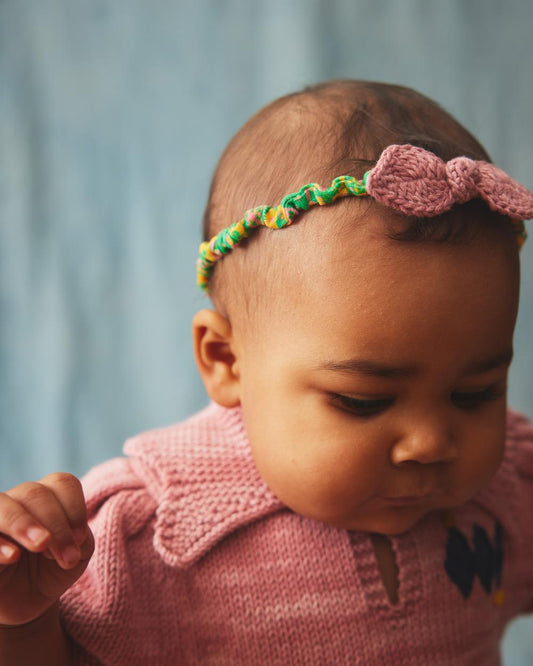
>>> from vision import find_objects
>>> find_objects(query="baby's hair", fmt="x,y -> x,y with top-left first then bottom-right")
202,80 -> 514,319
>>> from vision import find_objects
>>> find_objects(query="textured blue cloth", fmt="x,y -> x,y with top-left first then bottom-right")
1,1 -> 533,663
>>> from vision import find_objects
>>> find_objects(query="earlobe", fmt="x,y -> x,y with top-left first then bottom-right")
192,309 -> 241,408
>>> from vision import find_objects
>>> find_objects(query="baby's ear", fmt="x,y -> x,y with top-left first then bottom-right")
192,309 -> 241,407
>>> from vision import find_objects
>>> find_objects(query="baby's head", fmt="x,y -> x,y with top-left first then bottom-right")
193,80 -> 529,535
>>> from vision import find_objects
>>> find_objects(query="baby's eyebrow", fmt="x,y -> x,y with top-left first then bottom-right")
318,359 -> 417,379
318,349 -> 514,379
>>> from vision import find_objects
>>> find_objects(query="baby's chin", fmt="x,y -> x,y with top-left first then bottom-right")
318,504 -> 431,536
293,486 -> 487,535
344,492 -> 483,536
330,496 -> 468,535
355,510 -> 432,536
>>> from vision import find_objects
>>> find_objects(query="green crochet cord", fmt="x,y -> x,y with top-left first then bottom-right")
197,174 -> 368,291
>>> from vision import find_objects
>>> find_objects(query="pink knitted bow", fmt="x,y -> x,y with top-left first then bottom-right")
365,144 -> 533,220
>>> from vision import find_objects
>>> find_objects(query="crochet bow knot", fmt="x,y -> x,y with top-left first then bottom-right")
365,144 -> 533,220
446,158 -> 479,204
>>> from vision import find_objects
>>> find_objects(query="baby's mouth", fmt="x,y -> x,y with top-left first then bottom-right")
379,494 -> 432,506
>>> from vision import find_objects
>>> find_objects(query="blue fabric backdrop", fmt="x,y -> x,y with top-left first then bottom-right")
1,1 -> 533,662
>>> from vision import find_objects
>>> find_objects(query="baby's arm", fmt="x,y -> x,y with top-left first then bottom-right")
0,473 -> 94,665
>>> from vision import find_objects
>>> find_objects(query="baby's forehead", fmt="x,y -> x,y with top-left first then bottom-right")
247,199 -> 516,290
229,208 -> 519,391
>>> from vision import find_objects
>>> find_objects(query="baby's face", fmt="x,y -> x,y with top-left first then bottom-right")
234,210 -> 519,534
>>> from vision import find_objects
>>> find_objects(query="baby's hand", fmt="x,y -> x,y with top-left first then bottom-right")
0,473 -> 94,627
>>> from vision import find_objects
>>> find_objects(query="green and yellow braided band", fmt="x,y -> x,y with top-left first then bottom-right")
197,174 -> 368,292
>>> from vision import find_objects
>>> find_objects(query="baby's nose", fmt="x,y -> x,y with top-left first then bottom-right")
390,418 -> 458,466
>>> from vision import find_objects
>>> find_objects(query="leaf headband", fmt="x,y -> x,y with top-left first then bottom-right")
197,143 -> 532,292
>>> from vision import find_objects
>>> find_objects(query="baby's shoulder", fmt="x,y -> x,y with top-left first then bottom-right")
82,457 -> 144,511
79,403 -> 271,565
81,456 -> 158,541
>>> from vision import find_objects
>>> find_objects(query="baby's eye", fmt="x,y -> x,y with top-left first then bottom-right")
451,385 -> 506,410
331,394 -> 394,417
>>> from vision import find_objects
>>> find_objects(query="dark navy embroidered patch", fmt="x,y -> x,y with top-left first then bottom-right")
444,521 -> 503,600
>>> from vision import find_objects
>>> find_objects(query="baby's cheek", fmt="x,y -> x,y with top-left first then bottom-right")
476,442 -> 506,488
454,436 -> 505,500
293,448 -> 383,516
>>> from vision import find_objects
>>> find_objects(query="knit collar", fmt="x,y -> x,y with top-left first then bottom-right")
124,403 -> 285,568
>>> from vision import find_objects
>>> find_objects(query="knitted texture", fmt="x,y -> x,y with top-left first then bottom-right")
366,144 -> 533,231
59,405 -> 533,665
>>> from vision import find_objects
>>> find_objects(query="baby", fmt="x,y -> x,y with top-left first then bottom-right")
1,80 -> 533,665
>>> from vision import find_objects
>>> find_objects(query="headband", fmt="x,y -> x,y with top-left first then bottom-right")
197,143 -> 533,292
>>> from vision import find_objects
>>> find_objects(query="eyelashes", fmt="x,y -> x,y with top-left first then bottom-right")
331,384 -> 506,418
331,395 -> 394,417
450,385 -> 506,410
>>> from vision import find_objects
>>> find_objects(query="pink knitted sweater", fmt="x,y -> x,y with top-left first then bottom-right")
60,404 -> 533,665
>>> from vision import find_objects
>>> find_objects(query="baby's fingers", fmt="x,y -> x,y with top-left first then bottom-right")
0,535 -> 21,565
39,472 -> 88,545
5,473 -> 87,570
0,490 -> 52,561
